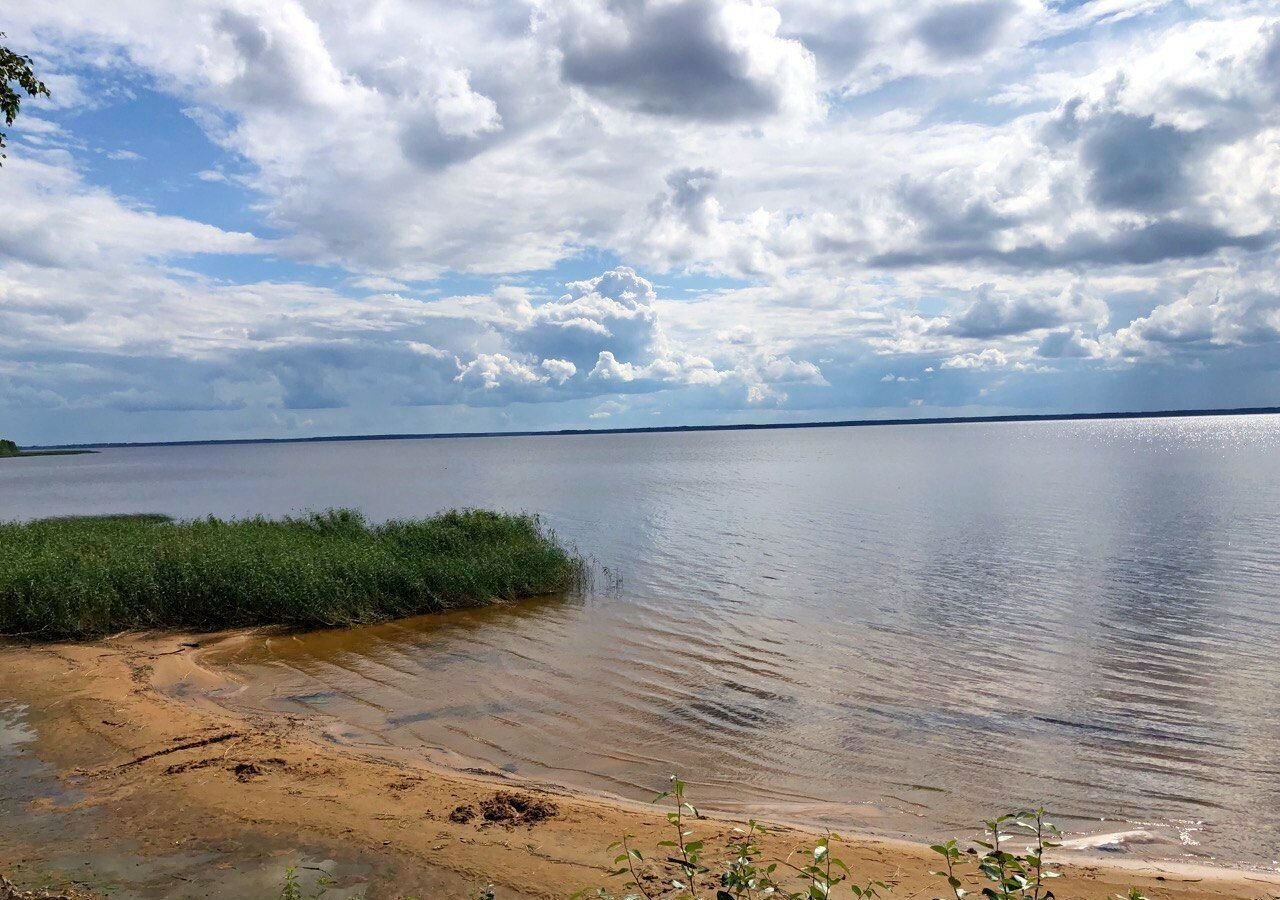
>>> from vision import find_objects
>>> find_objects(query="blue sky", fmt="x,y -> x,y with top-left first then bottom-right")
1,0 -> 1278,444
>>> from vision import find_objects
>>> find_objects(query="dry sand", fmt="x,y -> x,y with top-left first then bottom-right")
1,633 -> 1277,900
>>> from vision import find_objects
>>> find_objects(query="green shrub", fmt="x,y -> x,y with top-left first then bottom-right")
268,774 -> 1156,899
0,509 -> 583,640
578,777 -> 1150,900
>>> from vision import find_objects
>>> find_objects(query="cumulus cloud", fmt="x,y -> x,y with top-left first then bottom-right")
0,156 -> 260,269
398,67 -> 504,169
1,172 -> 828,425
638,166 -> 819,278
541,358 -> 578,384
516,268 -> 676,384
944,284 -> 1108,338
5,0 -> 1280,439
550,0 -> 819,121
915,0 -> 1018,61
589,399 -> 628,419
871,218 -> 1273,271
1077,111 -> 1203,213
1108,277 -> 1280,359
941,348 -> 1011,369
1037,329 -> 1103,359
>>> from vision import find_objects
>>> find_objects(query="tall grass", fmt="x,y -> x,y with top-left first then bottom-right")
0,509 -> 583,640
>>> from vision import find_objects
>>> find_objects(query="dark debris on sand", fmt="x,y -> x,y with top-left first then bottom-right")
449,791 -> 558,827
1,874 -> 96,900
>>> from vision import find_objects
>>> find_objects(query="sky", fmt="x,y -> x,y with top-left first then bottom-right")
1,0 -> 1278,445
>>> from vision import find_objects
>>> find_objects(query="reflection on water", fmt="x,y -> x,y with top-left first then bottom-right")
0,701 -> 36,757
6,415 -> 1280,866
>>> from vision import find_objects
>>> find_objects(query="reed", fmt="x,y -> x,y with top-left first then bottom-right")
0,509 -> 582,640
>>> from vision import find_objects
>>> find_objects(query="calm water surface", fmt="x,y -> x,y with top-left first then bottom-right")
5,416 -> 1280,867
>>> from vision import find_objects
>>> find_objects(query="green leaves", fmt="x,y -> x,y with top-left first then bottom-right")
277,866 -> 302,900
594,779 -> 1149,900
605,777 -> 889,900
928,809 -> 1069,900
1,32 -> 51,163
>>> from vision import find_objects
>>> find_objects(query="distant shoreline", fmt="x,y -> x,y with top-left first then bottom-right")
0,449 -> 96,458
29,404 -> 1280,451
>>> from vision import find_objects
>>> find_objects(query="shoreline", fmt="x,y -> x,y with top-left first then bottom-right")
0,450 -> 95,459
27,405 -> 1280,452
2,632 -> 1276,898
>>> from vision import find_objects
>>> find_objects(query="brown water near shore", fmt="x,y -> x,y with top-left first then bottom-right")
202,599 -> 1278,871
3,632 -> 1278,900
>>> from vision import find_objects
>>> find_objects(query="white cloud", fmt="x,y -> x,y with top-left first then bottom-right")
944,283 -> 1109,338
589,399 -> 628,419
454,353 -> 547,390
540,358 -> 577,384
1107,271 -> 1280,359
942,348 -> 1012,369
548,0 -> 820,122
0,156 -> 260,269
4,0 -> 1280,440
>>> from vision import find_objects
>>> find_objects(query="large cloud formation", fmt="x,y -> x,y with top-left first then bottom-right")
550,0 -> 819,121
1,1 -> 1279,442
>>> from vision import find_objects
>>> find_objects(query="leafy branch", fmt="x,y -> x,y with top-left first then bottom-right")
1,31 -> 51,164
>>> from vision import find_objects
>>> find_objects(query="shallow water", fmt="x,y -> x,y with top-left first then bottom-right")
0,700 -> 391,899
5,415 -> 1280,867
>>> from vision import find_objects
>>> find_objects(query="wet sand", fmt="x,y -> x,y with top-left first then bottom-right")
1,632 -> 1277,900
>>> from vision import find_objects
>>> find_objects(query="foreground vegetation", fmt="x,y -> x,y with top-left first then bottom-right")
274,776 -> 1151,900
572,777 -> 1146,900
0,509 -> 582,639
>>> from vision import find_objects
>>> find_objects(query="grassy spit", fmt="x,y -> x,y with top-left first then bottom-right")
0,438 -> 92,458
0,509 -> 582,640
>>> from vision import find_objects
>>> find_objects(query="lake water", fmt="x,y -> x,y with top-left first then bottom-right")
4,415 -> 1280,868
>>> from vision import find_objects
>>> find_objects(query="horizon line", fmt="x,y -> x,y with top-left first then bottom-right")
31,404 -> 1280,450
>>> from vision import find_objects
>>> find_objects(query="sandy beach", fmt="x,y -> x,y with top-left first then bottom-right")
2,632 -> 1276,900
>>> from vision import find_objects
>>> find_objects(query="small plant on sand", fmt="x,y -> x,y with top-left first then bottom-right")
930,808 -> 1062,899
275,866 -> 352,900
579,775 -> 886,900
569,778 -> 1157,900
278,867 -> 302,900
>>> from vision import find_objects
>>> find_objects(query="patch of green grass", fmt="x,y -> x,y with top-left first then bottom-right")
0,509 -> 583,640
0,438 -> 94,458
